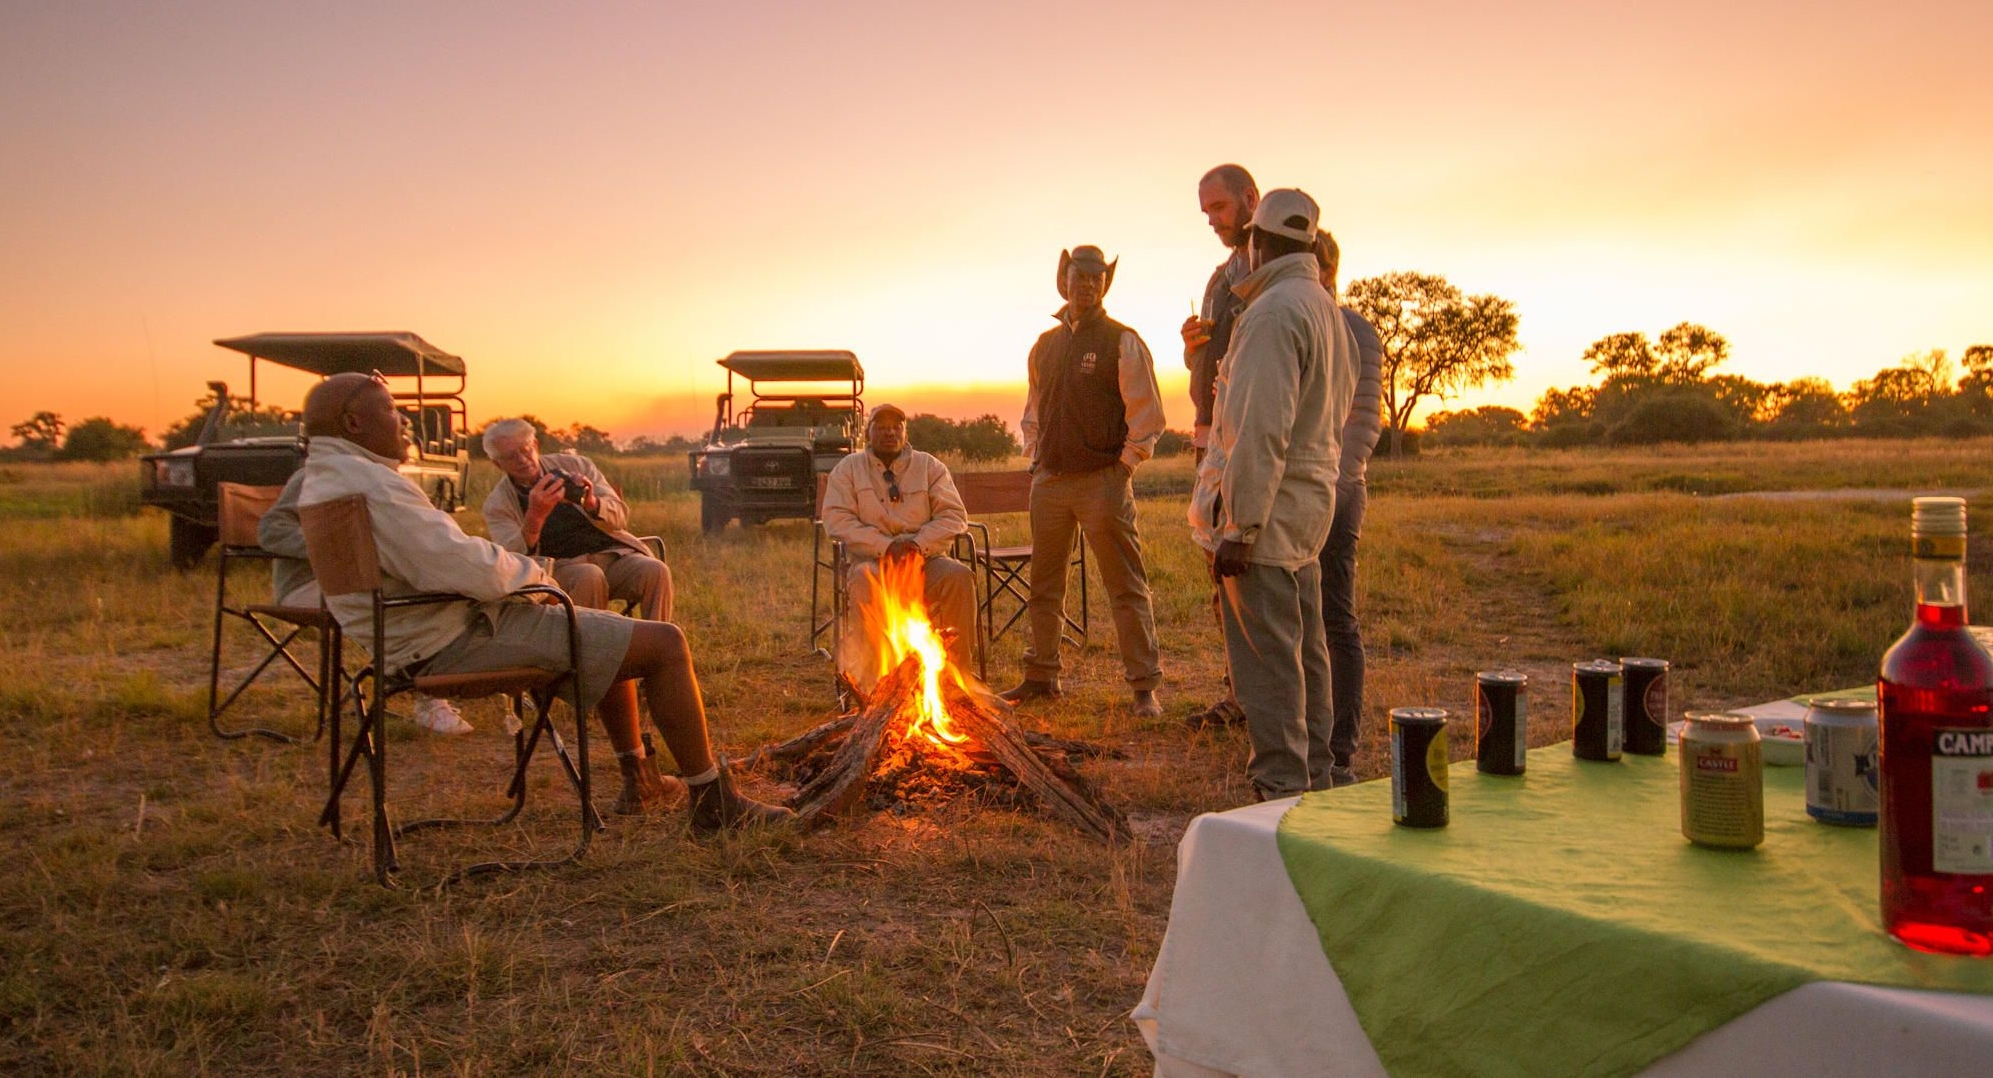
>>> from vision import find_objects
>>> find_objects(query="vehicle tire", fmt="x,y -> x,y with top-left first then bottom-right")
700,494 -> 732,535
169,516 -> 218,570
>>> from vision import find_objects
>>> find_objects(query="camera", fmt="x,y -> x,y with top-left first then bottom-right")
544,468 -> 588,505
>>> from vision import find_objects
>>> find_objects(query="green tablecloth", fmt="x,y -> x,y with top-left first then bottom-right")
1276,745 -> 1993,1077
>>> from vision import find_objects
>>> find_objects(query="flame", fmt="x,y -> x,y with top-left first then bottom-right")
857,555 -> 969,751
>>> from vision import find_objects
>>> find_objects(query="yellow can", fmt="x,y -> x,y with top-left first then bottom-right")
1679,711 -> 1763,849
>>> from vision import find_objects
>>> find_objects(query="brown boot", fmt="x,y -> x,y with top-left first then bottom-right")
613,740 -> 687,816
689,759 -> 795,833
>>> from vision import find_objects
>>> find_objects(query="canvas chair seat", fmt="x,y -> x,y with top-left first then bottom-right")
242,603 -> 339,628
298,492 -> 599,888
208,482 -> 340,746
413,667 -> 563,699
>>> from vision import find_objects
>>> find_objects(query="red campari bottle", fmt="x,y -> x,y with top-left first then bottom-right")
1879,496 -> 1993,955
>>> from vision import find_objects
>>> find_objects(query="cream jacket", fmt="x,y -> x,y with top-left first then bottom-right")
820,447 -> 968,560
301,436 -> 553,675
1189,252 -> 1357,569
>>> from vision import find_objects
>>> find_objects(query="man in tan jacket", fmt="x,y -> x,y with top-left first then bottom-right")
1189,190 -> 1358,799
481,419 -> 672,623
820,403 -> 974,693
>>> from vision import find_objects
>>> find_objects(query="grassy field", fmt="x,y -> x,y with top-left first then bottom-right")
2,438 -> 1989,1074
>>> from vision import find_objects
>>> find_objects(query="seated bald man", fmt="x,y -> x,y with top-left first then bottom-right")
296,372 -> 789,829
480,418 -> 673,623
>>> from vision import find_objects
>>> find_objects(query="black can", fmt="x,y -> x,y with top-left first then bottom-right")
1572,660 -> 1623,762
1391,707 -> 1450,828
1619,657 -> 1670,756
1475,671 -> 1529,775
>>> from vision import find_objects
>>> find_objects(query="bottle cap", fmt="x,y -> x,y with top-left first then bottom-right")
1912,496 -> 1967,538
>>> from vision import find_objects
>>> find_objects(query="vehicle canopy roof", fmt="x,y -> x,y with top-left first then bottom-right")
213,332 -> 467,378
718,350 -> 863,384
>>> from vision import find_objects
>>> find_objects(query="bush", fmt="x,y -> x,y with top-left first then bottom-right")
1604,392 -> 1740,445
56,417 -> 150,461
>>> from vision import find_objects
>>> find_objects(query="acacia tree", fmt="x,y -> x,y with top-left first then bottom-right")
1344,272 -> 1520,455
9,411 -> 65,454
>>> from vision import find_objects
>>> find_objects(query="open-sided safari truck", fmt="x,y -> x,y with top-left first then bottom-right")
687,350 -> 863,534
140,332 -> 471,568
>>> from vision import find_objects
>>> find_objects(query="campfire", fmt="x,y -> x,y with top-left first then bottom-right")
744,556 -> 1127,842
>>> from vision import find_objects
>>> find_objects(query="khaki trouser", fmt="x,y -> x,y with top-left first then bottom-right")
1220,560 -> 1334,797
1022,465 -> 1161,691
553,550 -> 673,622
841,555 -> 977,695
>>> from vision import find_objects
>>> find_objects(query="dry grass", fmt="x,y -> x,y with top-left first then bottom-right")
2,442 -> 1987,1073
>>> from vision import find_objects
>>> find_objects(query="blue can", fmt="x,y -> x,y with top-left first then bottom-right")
1804,698 -> 1879,826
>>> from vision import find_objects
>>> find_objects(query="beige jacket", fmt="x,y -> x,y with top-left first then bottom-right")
301,436 -> 553,675
481,452 -> 651,558
1189,252 -> 1357,569
820,447 -> 968,560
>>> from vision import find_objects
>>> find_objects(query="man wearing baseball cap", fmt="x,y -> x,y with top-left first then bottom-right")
819,402 -> 974,694
1007,245 -> 1168,717
1189,189 -> 1359,799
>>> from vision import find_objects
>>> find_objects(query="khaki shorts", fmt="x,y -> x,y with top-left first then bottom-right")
423,601 -> 634,713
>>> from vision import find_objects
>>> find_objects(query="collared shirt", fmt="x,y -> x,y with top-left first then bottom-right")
820,446 -> 968,561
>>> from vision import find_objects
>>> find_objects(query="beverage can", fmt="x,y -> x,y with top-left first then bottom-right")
1805,698 -> 1879,826
1572,660 -> 1623,762
1475,670 -> 1528,775
1619,657 -> 1670,756
1680,711 -> 1764,848
1391,707 -> 1450,828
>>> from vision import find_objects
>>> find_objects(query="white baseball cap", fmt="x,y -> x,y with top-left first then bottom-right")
1249,188 -> 1319,243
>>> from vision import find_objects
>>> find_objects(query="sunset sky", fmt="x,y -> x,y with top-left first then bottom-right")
4,0 -> 1989,443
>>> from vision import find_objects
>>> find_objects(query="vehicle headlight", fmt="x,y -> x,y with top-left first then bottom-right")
154,459 -> 195,487
705,455 -> 730,477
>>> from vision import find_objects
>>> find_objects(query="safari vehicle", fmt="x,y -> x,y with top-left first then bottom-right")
687,350 -> 863,534
140,332 -> 471,568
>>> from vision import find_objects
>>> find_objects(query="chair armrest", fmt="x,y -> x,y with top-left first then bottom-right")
637,536 -> 665,560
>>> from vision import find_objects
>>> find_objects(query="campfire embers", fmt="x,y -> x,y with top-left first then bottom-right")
745,557 -> 1128,842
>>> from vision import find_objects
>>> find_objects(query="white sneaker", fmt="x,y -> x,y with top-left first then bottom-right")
412,695 -> 473,735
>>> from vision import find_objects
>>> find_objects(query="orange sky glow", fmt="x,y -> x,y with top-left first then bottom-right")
4,1 -> 1989,443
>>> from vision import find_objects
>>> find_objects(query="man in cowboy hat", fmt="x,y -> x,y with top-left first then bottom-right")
1004,245 -> 1168,717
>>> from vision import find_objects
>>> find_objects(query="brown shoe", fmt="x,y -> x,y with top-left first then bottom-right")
689,760 -> 795,833
613,741 -> 688,815
999,679 -> 1062,704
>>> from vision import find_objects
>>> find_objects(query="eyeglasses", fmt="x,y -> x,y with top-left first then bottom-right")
882,465 -> 901,503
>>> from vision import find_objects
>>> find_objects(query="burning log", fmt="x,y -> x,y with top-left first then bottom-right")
757,555 -> 1129,841
940,680 -> 1128,843
787,656 -> 922,821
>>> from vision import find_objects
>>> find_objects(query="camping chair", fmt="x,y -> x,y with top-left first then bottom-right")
953,470 -> 1088,657
207,482 -> 340,745
298,494 -> 599,887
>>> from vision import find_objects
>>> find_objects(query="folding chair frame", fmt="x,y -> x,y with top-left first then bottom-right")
300,494 -> 598,888
208,483 -> 337,744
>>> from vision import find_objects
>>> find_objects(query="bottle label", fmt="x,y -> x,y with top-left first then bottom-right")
1913,535 -> 1966,560
1930,728 -> 1993,873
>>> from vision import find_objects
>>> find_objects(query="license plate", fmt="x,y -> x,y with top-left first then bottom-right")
747,476 -> 791,489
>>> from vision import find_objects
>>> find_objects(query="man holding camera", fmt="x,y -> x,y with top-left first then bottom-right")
481,419 -> 673,623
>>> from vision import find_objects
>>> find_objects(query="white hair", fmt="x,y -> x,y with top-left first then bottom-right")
481,417 -> 538,456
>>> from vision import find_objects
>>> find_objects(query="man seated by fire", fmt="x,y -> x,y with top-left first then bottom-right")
480,418 -> 673,623
298,372 -> 791,829
819,403 -> 975,695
